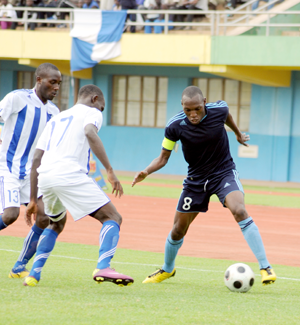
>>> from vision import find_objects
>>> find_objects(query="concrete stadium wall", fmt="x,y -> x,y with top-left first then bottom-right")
0,60 -> 299,182
211,36 -> 300,67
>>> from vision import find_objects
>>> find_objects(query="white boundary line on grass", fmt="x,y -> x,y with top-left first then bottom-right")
1,248 -> 300,282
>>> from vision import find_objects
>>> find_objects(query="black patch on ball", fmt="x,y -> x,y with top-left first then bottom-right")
233,281 -> 242,289
225,270 -> 230,280
237,266 -> 246,273
249,278 -> 254,286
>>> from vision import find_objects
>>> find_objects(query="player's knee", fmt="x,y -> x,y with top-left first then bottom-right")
2,208 -> 19,226
49,218 -> 66,234
35,214 -> 50,229
232,207 -> 248,222
171,226 -> 185,240
111,212 -> 122,226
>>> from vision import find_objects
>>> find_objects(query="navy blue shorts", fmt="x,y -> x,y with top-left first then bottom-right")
176,169 -> 244,213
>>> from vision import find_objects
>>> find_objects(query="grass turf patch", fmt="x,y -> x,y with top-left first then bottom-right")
1,236 -> 300,325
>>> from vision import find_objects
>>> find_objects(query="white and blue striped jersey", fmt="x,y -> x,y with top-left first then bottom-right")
36,104 -> 103,185
0,89 -> 59,179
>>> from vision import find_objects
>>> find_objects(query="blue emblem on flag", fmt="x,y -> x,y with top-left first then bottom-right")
70,10 -> 127,72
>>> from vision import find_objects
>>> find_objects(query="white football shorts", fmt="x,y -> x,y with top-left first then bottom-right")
38,173 -> 110,221
0,171 -> 42,213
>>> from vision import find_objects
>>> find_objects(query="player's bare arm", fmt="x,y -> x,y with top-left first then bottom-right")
132,149 -> 171,187
26,149 -> 44,227
85,124 -> 123,198
225,112 -> 250,147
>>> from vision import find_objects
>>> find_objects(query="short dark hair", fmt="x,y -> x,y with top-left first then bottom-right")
78,84 -> 104,101
35,63 -> 59,78
182,86 -> 203,99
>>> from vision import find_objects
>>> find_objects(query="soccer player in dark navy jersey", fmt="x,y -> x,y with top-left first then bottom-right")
132,85 -> 276,286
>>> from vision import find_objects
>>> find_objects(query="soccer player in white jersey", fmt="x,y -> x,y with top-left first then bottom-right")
23,84 -> 134,287
0,63 -> 62,278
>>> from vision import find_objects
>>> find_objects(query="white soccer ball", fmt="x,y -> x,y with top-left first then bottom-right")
224,263 -> 255,293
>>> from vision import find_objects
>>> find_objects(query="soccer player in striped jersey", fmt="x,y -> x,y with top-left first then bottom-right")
23,84 -> 133,287
132,85 -> 276,286
0,63 -> 62,278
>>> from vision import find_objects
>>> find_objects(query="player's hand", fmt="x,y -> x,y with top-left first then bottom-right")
132,170 -> 148,187
25,200 -> 38,227
236,132 -> 250,147
107,170 -> 123,198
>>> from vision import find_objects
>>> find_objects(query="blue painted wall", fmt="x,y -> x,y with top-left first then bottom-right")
248,84 -> 293,181
0,60 -> 299,182
246,73 -> 300,182
0,61 -> 25,100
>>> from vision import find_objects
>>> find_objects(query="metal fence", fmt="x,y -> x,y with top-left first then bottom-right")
0,7 -> 300,36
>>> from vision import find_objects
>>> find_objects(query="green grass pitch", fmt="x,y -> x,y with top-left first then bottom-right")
0,177 -> 300,324
1,236 -> 300,325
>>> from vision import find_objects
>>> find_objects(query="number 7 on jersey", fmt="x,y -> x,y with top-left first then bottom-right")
47,116 -> 73,150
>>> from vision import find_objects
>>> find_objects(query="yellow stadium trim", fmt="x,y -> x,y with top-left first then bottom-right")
162,138 -> 176,151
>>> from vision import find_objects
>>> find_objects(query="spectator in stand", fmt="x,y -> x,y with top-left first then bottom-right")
11,0 -> 45,29
36,0 -> 74,28
142,0 -> 160,23
113,0 -> 122,9
11,0 -> 25,29
176,0 -> 207,30
120,0 -> 136,33
160,0 -> 177,21
136,0 -> 144,6
82,0 -> 99,8
13,0 -> 39,30
225,0 -> 246,11
55,0 -> 77,28
0,0 -> 17,29
142,0 -> 175,34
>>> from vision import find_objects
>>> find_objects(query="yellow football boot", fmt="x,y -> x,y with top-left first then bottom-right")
142,268 -> 176,284
8,269 -> 29,279
23,276 -> 39,287
260,267 -> 276,285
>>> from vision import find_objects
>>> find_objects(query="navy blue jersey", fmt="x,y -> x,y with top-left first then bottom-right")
163,100 -> 236,184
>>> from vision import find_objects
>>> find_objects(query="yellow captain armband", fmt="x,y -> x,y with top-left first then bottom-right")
162,137 -> 176,151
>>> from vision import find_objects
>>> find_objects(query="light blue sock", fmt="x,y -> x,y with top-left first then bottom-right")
29,228 -> 58,281
162,232 -> 184,273
238,216 -> 270,269
97,220 -> 120,269
0,215 -> 7,230
12,223 -> 44,272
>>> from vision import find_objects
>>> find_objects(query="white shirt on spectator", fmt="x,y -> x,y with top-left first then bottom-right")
143,0 -> 160,19
0,3 -> 17,18
193,0 -> 208,10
